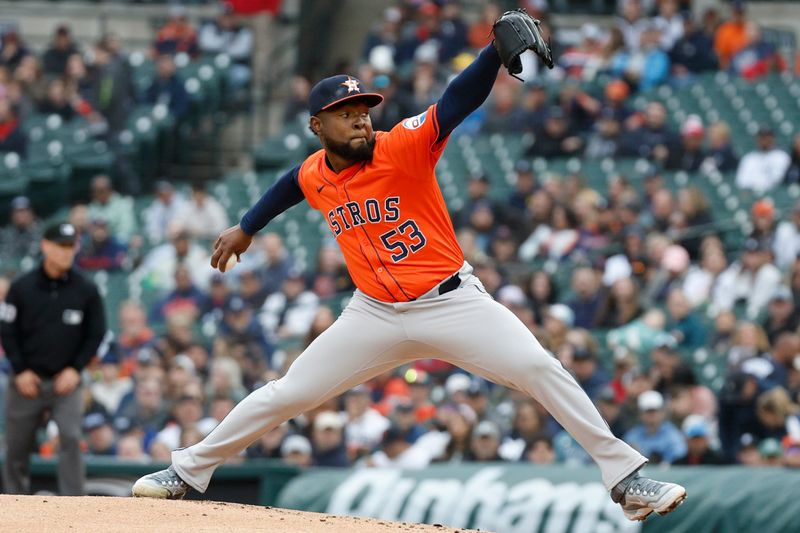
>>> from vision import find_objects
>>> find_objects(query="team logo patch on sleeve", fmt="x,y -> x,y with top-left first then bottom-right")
402,111 -> 427,130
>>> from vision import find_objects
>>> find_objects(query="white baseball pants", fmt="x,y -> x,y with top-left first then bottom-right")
172,263 -> 646,492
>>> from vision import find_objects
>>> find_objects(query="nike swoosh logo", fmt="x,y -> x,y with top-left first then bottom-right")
317,184 -> 326,193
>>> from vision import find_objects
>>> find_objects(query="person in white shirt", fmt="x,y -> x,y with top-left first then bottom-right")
198,4 -> 253,90
735,127 -> 791,194
773,202 -> 800,270
341,385 -> 390,458
360,425 -> 438,469
653,0 -> 684,50
259,270 -> 319,341
90,347 -> 133,415
133,223 -> 215,292
713,238 -> 782,319
175,183 -> 230,241
617,0 -> 651,51
143,181 -> 188,245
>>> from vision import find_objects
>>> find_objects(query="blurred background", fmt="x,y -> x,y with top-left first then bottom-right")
1,0 -> 800,530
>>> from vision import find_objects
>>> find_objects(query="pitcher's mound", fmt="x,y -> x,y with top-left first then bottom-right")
0,495 -> 481,532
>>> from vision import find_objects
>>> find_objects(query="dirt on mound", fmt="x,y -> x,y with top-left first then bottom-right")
0,495 -> 483,532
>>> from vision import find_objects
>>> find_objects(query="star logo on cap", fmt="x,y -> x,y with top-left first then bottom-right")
341,76 -> 360,94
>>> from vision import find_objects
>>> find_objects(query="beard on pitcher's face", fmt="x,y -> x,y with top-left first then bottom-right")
324,133 -> 376,162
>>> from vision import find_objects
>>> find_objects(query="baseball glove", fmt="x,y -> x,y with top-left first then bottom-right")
492,9 -> 554,80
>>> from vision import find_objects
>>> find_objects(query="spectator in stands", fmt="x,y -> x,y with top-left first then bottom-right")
280,434 -> 313,467
773,201 -> 800,270
466,421 -> 503,462
175,182 -> 229,241
437,1 -> 468,64
617,0 -> 649,52
598,277 -> 642,328
730,22 -> 786,80
217,295 -> 273,367
0,31 -> 29,71
83,412 -> 117,456
11,55 -> 44,120
714,238 -> 782,320
559,23 -> 605,80
343,385 -> 390,460
519,202 -> 580,261
766,333 -> 800,390
666,115 -> 706,171
37,78 -> 76,121
88,175 -> 136,244
654,0 -> 684,50
90,40 -> 135,136
620,102 -> 678,162
467,3 -> 501,50
249,233 -> 294,295
363,7 -> 402,61
613,22 -> 671,91
146,54 -> 189,122
568,344 -> 610,402
155,4 -> 198,57
506,160 -> 538,218
206,357 -> 247,404
674,417 -> 726,465
246,422 -> 288,460
669,12 -> 718,84
0,98 -> 26,156
523,433 -> 556,464
750,199 -> 776,251
705,121 -> 739,172
198,2 -> 254,91
150,264 -> 207,324
0,196 -> 41,263
259,269 -> 318,341
624,390 -> 687,464
756,387 -> 800,442
76,217 -> 128,271
310,244 -> 354,298
714,0 -> 750,70
116,301 -> 156,370
42,25 -> 78,76
566,267 -> 604,329
115,378 -> 169,442
527,107 -> 584,158
585,108 -> 623,159
90,346 -> 133,416
783,134 -> 800,185
143,181 -> 188,245
134,224 -> 213,292
676,187 -> 712,258
666,288 -> 706,349
737,126 -> 791,194
481,83 -> 523,134
596,385 -> 630,438
238,267 -> 268,308
311,411 -> 349,467
436,404 -> 477,463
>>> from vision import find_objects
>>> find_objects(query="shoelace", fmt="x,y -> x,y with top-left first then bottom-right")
627,477 -> 665,498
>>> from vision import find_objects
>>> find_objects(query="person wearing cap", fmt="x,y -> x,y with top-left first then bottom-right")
584,107 -> 623,159
674,416 -> 726,466
76,216 -> 128,271
0,222 -> 107,495
623,391 -> 687,465
506,159 -> 538,215
311,411 -> 349,467
0,196 -> 41,265
280,434 -> 313,467
525,106 -> 583,158
0,97 -> 26,157
736,125 -> 791,194
665,115 -> 706,171
137,31 -> 686,523
143,181 -> 189,245
467,420 -> 503,462
83,411 -> 117,456
90,343 -> 133,415
713,236 -> 781,320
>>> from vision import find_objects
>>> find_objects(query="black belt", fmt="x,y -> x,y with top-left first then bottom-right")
437,272 -> 461,295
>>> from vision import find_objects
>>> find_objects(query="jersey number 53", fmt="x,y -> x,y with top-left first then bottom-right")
379,220 -> 427,262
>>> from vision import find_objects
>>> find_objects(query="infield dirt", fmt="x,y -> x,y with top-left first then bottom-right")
0,495 -> 486,532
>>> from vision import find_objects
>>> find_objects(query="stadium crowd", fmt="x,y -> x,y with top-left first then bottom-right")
2,0 -> 800,481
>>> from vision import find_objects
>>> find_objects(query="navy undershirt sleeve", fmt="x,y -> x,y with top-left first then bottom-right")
435,44 -> 502,143
239,165 -> 305,235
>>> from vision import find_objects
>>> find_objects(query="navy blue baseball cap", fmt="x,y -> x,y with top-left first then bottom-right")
308,75 -> 384,116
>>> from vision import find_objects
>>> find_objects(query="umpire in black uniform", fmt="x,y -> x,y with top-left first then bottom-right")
0,222 -> 106,495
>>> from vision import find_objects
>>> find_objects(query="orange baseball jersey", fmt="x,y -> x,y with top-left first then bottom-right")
296,103 -> 463,302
